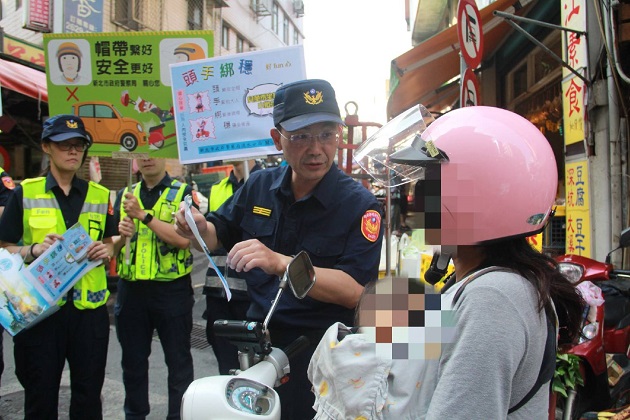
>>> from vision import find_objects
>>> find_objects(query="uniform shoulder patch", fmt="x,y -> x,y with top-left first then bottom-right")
361,210 -> 381,242
192,190 -> 200,206
108,201 -> 114,215
2,176 -> 15,190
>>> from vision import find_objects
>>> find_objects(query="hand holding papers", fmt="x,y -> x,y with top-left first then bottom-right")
183,194 -> 232,301
0,223 -> 103,335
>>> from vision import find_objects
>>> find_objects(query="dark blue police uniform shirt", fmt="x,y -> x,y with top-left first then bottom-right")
0,173 -> 117,244
207,163 -> 384,330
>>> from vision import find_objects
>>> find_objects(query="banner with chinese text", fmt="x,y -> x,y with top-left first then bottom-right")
169,45 -> 306,164
43,31 -> 214,159
561,0 -> 588,146
565,159 -> 591,257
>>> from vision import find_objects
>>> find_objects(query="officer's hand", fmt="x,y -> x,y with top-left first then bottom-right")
86,240 -> 110,262
118,216 -> 136,238
227,239 -> 291,278
122,192 -> 144,220
173,202 -> 207,240
32,233 -> 65,258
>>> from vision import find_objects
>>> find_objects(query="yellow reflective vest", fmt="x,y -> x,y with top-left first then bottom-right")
21,177 -> 110,309
117,180 -> 193,281
209,176 -> 234,212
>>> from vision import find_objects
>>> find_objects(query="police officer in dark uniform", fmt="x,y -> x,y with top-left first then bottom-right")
113,157 -> 196,420
0,115 -> 116,419
175,79 -> 384,419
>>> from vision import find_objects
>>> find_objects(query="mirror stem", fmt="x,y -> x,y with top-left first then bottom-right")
263,271 -> 288,332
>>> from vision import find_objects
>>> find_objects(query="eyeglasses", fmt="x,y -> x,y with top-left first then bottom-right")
53,141 -> 88,152
278,130 -> 339,146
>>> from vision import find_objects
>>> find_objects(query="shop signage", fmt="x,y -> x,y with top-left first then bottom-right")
565,159 -> 591,257
24,0 -> 52,33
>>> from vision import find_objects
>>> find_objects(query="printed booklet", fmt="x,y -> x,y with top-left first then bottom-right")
0,223 -> 102,335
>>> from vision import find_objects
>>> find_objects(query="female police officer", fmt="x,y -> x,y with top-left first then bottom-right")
0,114 -> 116,419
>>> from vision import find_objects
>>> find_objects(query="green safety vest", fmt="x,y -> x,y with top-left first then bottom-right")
209,177 -> 234,212
21,177 -> 110,309
117,180 -> 193,281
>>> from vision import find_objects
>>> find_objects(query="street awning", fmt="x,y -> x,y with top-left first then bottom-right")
0,58 -> 48,102
387,0 -> 537,118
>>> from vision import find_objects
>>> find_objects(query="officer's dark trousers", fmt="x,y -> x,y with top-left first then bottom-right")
115,276 -> 194,420
205,293 -> 250,375
269,327 -> 326,420
13,302 -> 109,420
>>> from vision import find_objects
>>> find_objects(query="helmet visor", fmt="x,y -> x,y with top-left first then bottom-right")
354,105 -> 442,187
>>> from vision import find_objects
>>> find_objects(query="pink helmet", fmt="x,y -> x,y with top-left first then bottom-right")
401,106 -> 558,245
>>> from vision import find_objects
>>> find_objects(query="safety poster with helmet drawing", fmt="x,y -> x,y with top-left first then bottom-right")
43,31 -> 214,159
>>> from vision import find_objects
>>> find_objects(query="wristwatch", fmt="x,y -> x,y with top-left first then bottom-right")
141,213 -> 154,225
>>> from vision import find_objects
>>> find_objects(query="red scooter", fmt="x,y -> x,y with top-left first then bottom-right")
554,228 -> 630,419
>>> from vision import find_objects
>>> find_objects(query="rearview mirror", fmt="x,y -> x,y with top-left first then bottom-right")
287,251 -> 315,299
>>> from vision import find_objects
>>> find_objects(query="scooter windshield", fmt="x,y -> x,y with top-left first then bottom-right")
354,104 -> 440,187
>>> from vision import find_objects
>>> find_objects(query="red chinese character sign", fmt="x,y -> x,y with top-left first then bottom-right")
43,31 -> 214,159
460,67 -> 480,107
457,0 -> 484,70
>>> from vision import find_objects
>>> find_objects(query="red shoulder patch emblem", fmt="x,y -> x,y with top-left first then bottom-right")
192,191 -> 200,206
2,176 -> 15,190
361,210 -> 381,242
107,201 -> 114,215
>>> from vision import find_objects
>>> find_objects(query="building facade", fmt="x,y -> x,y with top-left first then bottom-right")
390,0 -> 630,263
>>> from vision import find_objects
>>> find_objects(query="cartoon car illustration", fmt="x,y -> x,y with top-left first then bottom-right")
72,101 -> 147,151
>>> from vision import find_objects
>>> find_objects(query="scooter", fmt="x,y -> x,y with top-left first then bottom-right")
555,227 -> 630,419
180,251 -> 316,419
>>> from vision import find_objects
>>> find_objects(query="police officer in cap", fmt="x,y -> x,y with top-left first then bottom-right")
175,79 -> 384,419
0,114 -> 116,419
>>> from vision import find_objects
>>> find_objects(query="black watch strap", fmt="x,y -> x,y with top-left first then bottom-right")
142,213 -> 154,225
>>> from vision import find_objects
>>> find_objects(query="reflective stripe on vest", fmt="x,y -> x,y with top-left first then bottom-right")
117,180 -> 193,281
21,177 -> 110,309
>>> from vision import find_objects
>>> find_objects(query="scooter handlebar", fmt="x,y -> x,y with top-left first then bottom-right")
282,336 -> 310,362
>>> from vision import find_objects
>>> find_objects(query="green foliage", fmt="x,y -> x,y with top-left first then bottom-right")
553,353 -> 584,398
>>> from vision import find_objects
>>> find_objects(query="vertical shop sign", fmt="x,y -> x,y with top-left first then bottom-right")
24,0 -> 52,32
561,0 -> 588,146
64,0 -> 104,33
561,0 -> 591,257
565,160 -> 591,257
170,45 -> 306,164
43,31 -> 214,159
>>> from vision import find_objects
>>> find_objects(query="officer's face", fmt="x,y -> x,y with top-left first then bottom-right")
136,158 -> 166,178
272,122 -> 340,188
42,138 -> 86,174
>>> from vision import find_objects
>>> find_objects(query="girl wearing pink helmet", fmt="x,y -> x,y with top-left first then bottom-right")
308,105 -> 583,419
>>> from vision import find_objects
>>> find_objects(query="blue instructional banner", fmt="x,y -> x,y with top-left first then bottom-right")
169,45 -> 306,164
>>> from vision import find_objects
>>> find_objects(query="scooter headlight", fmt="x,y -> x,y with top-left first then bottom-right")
558,263 -> 584,284
580,321 -> 599,342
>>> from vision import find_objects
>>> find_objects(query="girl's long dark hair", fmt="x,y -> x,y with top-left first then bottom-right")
479,237 -> 584,344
